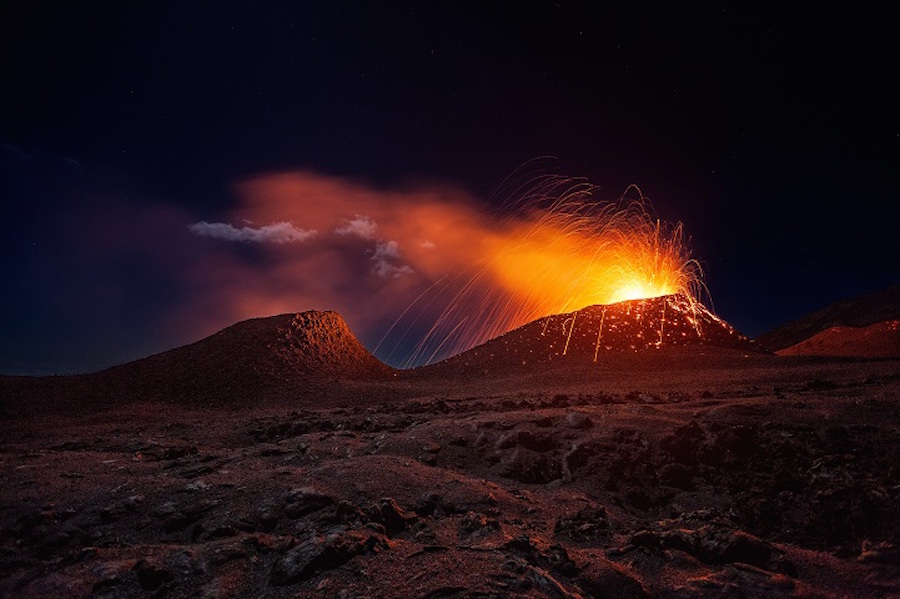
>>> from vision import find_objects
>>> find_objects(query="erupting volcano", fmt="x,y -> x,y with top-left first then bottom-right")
431,293 -> 753,375
386,180 -> 707,367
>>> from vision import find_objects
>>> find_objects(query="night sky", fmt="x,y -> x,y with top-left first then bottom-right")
3,2 -> 898,375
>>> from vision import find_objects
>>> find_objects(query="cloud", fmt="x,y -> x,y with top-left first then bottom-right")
14,165 -> 698,374
372,260 -> 414,279
335,215 -> 418,278
335,215 -> 378,239
189,170 -> 493,363
6,168 -> 490,373
371,241 -> 414,278
180,168 -> 688,368
188,221 -> 316,243
372,240 -> 401,259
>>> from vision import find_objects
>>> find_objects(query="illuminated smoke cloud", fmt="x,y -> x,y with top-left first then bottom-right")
188,221 -> 316,243
335,215 -> 378,239
371,241 -> 414,278
334,214 -> 413,279
335,215 -> 414,278
175,169 -> 701,367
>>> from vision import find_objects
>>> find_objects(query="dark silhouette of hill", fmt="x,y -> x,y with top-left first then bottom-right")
1,311 -> 393,414
422,294 -> 756,376
775,319 -> 900,357
756,284 -> 900,353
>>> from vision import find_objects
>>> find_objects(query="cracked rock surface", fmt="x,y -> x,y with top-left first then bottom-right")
2,352 -> 900,597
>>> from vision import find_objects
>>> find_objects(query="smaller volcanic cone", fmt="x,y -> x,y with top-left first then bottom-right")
4,311 -> 393,413
109,310 -> 393,404
437,294 -> 755,371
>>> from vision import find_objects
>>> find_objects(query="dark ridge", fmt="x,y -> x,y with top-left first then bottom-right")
756,284 -> 900,352
1,311 -> 393,415
775,320 -> 900,358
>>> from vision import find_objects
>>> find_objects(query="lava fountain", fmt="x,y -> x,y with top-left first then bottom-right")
381,174 -> 707,366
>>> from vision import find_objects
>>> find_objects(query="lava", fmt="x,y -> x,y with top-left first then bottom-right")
201,169 -> 707,368
485,190 -> 695,312
394,178 -> 707,366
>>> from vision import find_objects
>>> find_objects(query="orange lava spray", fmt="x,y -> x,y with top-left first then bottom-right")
381,172 -> 707,366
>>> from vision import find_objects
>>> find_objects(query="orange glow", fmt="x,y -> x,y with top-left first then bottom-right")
484,209 -> 689,314
398,180 -> 705,365
187,169 -> 705,367
612,281 -> 659,303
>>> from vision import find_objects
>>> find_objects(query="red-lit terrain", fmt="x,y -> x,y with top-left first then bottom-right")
425,295 -> 755,377
2,292 -> 900,598
776,320 -> 900,358
757,284 -> 900,356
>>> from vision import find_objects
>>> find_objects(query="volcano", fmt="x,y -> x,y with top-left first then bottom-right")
107,309 -> 393,390
1,311 -> 392,414
139,310 -> 388,376
430,294 -> 755,373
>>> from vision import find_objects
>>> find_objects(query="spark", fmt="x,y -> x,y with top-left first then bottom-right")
384,171 -> 708,366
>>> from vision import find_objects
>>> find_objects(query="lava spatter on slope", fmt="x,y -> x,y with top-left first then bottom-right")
437,294 -> 756,371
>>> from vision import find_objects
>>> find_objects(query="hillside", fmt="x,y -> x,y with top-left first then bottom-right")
756,284 -> 900,352
423,294 -> 757,377
1,311 -> 393,414
776,319 -> 900,358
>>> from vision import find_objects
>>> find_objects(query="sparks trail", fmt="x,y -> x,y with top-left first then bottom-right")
382,170 -> 708,367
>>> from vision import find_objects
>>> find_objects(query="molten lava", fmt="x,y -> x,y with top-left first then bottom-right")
485,206 -> 692,316
400,177 -> 704,363
393,179 -> 707,366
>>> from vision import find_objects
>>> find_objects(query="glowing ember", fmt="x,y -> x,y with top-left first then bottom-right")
483,196 -> 691,313
612,281 -> 660,303
388,176 -> 707,366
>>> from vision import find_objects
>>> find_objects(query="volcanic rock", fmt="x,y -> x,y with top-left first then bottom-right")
270,529 -> 387,586
283,487 -> 335,519
564,411 -> 593,430
554,506 -> 609,542
133,558 -> 174,591
657,463 -> 696,490
3,358 -> 900,597
3,290 -> 900,598
499,447 -> 563,484
574,554 -> 650,599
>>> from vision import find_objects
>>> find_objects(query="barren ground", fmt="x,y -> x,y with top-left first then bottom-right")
2,351 -> 900,598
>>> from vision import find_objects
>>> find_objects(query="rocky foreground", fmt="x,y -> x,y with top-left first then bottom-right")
2,354 -> 899,598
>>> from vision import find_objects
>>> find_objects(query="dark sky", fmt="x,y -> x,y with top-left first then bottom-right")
3,2 -> 898,374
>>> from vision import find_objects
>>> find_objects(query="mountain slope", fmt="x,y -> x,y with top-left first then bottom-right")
424,294 -> 755,375
756,284 -> 900,353
775,320 -> 900,358
2,311 -> 393,413
107,310 -> 390,391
